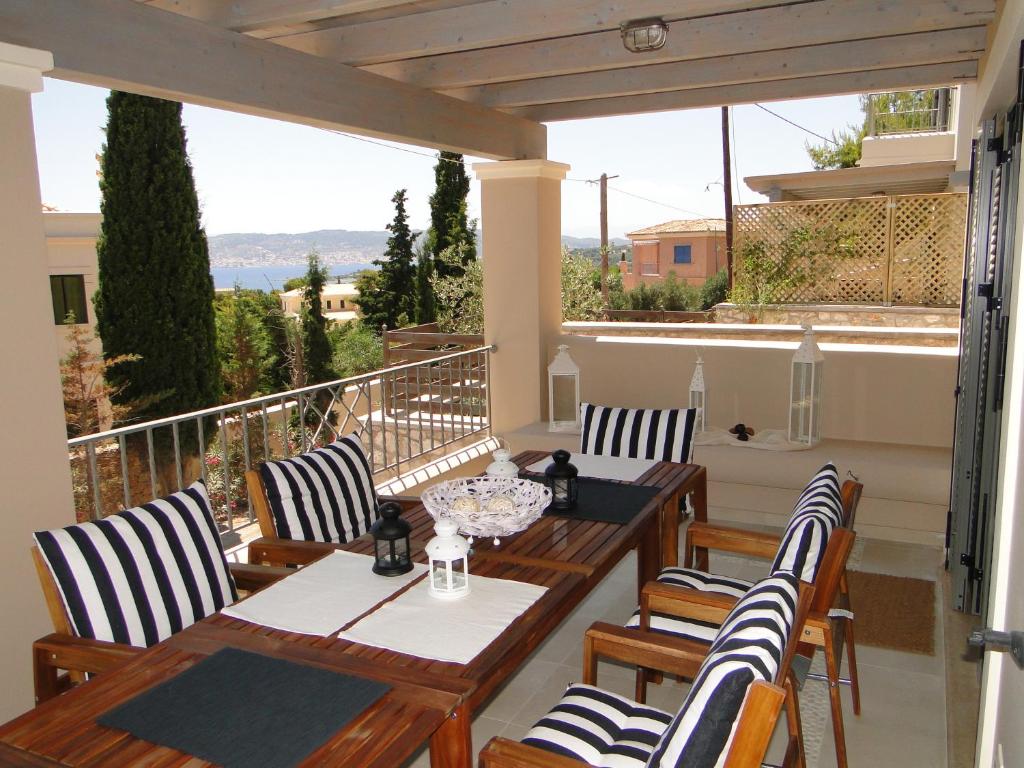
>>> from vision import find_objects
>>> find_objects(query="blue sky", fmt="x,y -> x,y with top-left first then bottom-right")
31,78 -> 863,239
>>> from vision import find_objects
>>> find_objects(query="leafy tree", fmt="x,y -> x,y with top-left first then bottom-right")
699,268 -> 729,310
282,276 -> 307,293
561,247 -> 604,321
355,190 -> 417,330
415,242 -> 436,323
215,287 -> 274,400
330,322 -> 384,378
427,152 -> 476,284
301,251 -> 335,384
432,244 -> 483,334
659,272 -> 702,311
94,91 -> 221,425
353,269 -> 387,332
806,125 -> 865,170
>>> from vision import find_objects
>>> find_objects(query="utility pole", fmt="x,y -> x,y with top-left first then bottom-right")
597,172 -> 619,306
721,106 -> 735,288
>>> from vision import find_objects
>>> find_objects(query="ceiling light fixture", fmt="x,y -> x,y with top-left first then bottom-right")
620,18 -> 668,53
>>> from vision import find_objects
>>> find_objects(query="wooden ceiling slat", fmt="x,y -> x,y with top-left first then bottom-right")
271,0 -> 789,67
508,61 -> 979,122
443,27 -> 987,108
140,0 -> 432,32
362,0 -> 996,89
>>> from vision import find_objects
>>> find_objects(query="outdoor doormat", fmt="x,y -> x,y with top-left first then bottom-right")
846,571 -> 936,655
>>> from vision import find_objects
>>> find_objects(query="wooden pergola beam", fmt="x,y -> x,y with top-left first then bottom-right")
445,28 -> 987,108
272,0 -> 786,67
0,0 -> 545,160
508,61 -> 979,122
364,0 -> 995,89
139,0 -> 423,32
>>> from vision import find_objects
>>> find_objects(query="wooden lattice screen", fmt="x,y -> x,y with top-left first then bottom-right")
733,193 -> 967,306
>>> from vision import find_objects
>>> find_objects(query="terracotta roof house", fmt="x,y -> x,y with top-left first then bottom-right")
621,218 -> 726,290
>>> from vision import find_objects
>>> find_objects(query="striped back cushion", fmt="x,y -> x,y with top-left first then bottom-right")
769,463 -> 844,583
580,403 -> 697,463
647,573 -> 798,768
33,481 -> 237,648
259,434 -> 378,543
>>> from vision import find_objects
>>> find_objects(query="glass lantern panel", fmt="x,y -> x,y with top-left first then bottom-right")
553,478 -> 569,502
811,363 -> 824,442
551,374 -> 578,423
375,539 -> 390,563
791,362 -> 813,442
391,537 -> 409,563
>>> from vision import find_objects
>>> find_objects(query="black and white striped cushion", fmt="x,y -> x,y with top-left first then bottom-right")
647,573 -> 798,768
769,463 -> 844,582
624,568 -> 754,643
33,481 -> 237,648
259,434 -> 379,543
522,683 -> 674,768
580,403 -> 697,463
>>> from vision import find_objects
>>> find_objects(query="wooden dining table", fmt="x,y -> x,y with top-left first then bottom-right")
0,450 -> 707,768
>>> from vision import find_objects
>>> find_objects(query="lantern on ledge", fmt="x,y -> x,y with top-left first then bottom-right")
370,502 -> 413,576
548,345 -> 581,433
689,354 -> 706,433
544,449 -> 579,511
425,517 -> 471,599
789,324 -> 824,446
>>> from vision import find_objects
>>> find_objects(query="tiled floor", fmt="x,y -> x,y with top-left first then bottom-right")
403,535 -> 950,768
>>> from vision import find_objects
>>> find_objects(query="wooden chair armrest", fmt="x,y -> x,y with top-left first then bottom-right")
684,522 -> 781,565
33,633 -> 142,704
583,622 -> 706,684
228,563 -> 293,592
479,737 -> 585,768
639,581 -> 739,628
246,537 -> 337,567
380,495 -> 421,512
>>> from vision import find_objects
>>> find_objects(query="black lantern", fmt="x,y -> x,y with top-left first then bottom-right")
370,502 -> 413,576
544,449 -> 579,511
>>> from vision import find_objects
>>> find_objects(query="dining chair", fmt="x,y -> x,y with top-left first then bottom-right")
31,479 -> 289,704
579,403 -> 697,464
245,433 -> 418,565
625,464 -> 863,768
479,573 -> 813,768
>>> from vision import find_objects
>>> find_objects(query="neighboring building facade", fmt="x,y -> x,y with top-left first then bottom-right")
44,210 -> 101,362
621,218 -> 726,290
280,279 -> 360,324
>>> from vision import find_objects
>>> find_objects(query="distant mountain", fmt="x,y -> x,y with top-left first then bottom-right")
208,229 -> 629,267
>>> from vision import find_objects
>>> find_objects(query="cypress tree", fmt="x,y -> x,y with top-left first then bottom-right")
415,244 -> 436,323
94,91 -> 220,424
301,251 -> 335,384
428,152 -> 475,279
356,189 -> 417,330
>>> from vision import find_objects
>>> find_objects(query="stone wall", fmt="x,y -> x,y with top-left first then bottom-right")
714,303 -> 959,328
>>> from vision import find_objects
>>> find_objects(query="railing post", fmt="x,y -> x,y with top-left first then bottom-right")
884,195 -> 897,305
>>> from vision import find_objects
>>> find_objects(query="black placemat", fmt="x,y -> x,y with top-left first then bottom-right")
97,647 -> 391,768
537,476 -> 661,524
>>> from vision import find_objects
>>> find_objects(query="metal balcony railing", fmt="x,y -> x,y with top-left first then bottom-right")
67,346 -> 493,536
866,88 -> 952,136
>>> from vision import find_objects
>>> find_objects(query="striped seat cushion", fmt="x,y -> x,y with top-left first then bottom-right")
522,683 -> 674,768
33,481 -> 237,648
647,573 -> 798,768
258,435 -> 379,543
624,568 -> 754,643
769,463 -> 844,582
580,403 -> 696,464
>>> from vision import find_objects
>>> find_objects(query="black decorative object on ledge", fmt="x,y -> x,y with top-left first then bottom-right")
370,502 -> 413,576
729,423 -> 755,442
544,449 -> 579,511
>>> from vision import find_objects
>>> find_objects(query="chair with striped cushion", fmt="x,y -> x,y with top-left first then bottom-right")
580,403 -> 697,464
31,480 -> 288,703
627,464 -> 863,768
479,573 -> 812,768
247,434 -> 381,545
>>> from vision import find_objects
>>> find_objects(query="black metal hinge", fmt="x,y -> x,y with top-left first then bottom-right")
961,553 -> 984,581
988,136 -> 1009,164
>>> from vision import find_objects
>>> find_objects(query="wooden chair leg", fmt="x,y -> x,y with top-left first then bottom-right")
823,626 -> 848,768
784,672 -> 806,768
843,616 -> 861,716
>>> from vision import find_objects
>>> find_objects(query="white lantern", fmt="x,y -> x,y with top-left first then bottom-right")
689,354 -> 706,433
425,517 -> 471,599
548,344 -> 581,433
485,444 -> 519,479
789,324 -> 824,446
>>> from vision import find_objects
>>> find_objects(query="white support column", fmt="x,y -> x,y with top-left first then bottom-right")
0,43 -> 76,719
474,160 -> 569,435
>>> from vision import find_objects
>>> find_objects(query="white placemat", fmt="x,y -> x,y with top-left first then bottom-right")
222,550 -> 427,636
524,453 -> 658,482
337,574 -> 548,664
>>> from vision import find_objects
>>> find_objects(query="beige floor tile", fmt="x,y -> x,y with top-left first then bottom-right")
855,539 -> 943,580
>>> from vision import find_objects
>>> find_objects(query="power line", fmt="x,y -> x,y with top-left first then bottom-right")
752,103 -> 838,146
606,184 -> 717,219
730,107 -> 742,206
